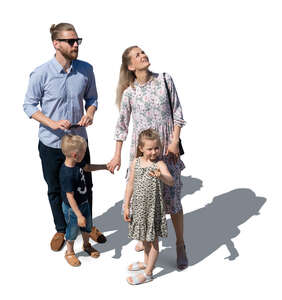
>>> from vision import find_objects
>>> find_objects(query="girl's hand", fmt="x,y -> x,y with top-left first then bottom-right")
149,169 -> 161,178
166,141 -> 180,164
78,215 -> 86,227
123,207 -> 131,222
107,155 -> 121,174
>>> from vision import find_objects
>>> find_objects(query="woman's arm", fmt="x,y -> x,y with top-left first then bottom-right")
107,140 -> 123,173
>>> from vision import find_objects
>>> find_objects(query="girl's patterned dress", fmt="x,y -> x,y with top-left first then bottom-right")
128,157 -> 168,241
115,73 -> 186,214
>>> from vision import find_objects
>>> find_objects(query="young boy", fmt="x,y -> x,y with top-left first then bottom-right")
60,134 -> 108,267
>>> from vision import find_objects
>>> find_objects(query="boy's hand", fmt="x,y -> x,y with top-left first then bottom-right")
149,169 -> 161,178
123,207 -> 131,222
83,164 -> 91,172
78,215 -> 86,227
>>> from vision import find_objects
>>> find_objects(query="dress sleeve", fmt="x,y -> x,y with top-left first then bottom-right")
114,89 -> 132,141
165,73 -> 186,128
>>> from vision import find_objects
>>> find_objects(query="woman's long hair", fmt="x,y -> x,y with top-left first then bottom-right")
116,46 -> 138,110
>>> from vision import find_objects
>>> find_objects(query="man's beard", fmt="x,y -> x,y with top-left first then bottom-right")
60,48 -> 78,60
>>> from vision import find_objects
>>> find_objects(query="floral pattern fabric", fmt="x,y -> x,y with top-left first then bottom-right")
115,73 -> 186,214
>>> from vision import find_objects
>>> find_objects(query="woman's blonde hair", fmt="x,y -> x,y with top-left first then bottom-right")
61,134 -> 87,157
116,45 -> 138,109
50,23 -> 76,41
136,129 -> 162,158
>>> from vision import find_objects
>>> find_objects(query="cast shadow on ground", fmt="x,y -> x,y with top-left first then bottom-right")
155,188 -> 266,278
88,175 -> 203,258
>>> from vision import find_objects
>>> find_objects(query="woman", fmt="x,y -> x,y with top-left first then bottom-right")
107,46 -> 188,270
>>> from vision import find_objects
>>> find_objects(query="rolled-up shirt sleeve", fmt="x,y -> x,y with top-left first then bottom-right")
84,66 -> 98,110
114,90 -> 132,141
165,73 -> 186,128
23,71 -> 44,118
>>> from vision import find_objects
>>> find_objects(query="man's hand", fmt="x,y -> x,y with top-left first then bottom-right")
51,120 -> 71,131
78,114 -> 93,127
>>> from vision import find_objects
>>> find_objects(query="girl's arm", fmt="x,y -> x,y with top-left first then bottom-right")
150,161 -> 174,186
66,192 -> 86,227
84,164 -> 108,172
123,159 -> 136,222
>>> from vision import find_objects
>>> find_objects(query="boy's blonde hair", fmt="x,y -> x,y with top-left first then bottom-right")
61,134 -> 87,157
136,128 -> 162,157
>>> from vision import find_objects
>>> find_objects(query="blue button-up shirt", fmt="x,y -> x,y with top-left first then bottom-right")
23,57 -> 98,148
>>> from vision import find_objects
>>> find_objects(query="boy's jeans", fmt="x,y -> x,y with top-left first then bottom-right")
62,201 -> 92,241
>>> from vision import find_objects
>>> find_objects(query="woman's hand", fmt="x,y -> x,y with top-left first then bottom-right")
107,155 -> 121,174
166,141 -> 180,164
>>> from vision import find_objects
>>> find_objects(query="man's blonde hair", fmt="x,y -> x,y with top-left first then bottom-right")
50,23 -> 77,41
61,134 -> 87,157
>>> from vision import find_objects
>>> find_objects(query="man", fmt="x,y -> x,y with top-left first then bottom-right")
23,23 -> 106,251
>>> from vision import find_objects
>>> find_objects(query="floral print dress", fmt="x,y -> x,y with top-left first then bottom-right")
115,73 -> 186,214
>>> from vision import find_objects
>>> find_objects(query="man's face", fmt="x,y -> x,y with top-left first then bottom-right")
54,30 -> 79,60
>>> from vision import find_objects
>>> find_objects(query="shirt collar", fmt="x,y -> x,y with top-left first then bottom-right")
51,56 -> 75,74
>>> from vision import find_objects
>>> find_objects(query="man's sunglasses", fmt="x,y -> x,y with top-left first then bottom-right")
56,38 -> 82,46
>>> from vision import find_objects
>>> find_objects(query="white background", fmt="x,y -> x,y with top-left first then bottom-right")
1,0 -> 281,299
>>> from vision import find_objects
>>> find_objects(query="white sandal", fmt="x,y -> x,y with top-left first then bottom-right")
128,261 -> 147,271
127,271 -> 153,285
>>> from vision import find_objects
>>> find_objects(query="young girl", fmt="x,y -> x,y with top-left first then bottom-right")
124,129 -> 174,284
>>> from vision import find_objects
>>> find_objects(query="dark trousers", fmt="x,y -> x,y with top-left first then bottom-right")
38,141 -> 93,233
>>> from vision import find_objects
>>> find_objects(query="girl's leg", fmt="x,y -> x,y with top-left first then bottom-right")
135,240 -> 144,252
144,239 -> 159,276
127,239 -> 159,284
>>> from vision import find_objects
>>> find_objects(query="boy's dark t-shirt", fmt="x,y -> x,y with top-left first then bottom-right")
59,164 -> 88,207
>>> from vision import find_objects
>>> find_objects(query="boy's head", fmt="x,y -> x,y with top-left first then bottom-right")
61,134 -> 87,162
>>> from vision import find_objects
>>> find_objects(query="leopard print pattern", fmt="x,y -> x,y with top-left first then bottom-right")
128,157 -> 168,242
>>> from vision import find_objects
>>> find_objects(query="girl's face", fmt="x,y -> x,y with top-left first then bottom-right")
128,47 -> 150,72
139,139 -> 160,161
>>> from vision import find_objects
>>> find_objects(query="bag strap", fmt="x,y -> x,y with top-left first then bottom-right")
163,73 -> 174,122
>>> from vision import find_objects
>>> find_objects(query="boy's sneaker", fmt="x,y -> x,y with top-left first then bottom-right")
50,232 -> 65,251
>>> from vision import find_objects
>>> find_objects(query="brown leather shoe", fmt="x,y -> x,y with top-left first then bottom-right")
50,232 -> 65,251
89,226 -> 107,243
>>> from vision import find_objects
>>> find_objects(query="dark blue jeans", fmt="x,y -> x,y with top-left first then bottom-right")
38,141 -> 93,233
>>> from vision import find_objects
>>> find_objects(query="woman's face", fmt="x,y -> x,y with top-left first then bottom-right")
128,47 -> 150,72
